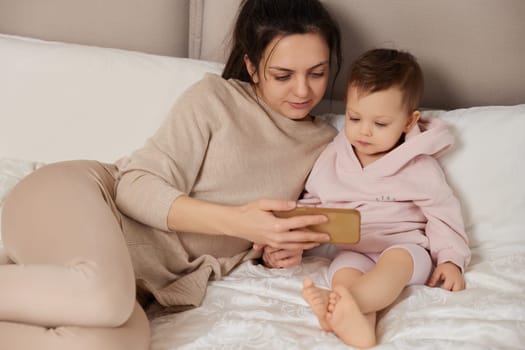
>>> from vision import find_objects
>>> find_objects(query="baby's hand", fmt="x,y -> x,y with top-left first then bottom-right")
426,262 -> 465,291
256,245 -> 303,268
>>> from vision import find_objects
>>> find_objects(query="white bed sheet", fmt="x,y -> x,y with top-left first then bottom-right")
150,251 -> 525,350
1,159 -> 524,350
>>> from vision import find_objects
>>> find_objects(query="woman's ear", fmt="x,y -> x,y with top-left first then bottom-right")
243,54 -> 259,84
404,110 -> 420,132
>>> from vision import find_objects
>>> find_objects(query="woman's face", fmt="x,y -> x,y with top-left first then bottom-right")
245,33 -> 330,120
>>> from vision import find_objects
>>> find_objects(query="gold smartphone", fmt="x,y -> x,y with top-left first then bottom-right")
273,207 -> 361,244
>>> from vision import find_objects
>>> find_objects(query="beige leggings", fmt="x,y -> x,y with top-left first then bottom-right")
0,161 -> 150,350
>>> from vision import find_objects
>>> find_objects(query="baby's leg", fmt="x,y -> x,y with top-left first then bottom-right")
0,301 -> 150,350
303,250 -> 368,331
327,248 -> 414,348
0,161 -> 143,336
346,247 -> 414,314
302,266 -> 363,331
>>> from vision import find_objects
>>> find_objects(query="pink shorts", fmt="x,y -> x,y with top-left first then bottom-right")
327,244 -> 432,286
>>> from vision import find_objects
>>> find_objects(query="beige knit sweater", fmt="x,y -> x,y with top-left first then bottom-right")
114,73 -> 336,312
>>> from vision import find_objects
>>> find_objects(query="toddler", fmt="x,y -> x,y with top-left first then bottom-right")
301,48 -> 470,348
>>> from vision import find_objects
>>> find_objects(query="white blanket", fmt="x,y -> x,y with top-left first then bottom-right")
150,251 -> 525,350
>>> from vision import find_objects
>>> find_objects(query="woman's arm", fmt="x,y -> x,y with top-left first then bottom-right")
168,196 -> 331,250
118,76 -> 331,250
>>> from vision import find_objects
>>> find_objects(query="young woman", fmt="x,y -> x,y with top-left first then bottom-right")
0,0 -> 342,348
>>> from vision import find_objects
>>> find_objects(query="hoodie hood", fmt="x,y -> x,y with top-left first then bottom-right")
335,117 -> 454,177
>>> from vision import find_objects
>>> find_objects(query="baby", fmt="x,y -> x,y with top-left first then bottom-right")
301,48 -> 470,348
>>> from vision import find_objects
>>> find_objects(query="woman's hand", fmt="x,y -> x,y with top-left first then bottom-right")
257,246 -> 304,268
426,262 -> 465,291
167,196 -> 330,250
230,198 -> 331,250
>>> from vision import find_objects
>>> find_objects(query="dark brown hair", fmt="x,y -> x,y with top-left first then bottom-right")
222,0 -> 342,94
347,48 -> 424,112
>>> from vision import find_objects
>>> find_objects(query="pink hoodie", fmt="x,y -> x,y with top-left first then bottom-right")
302,118 -> 470,271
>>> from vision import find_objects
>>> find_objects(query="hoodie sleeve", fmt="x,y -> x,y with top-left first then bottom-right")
414,158 -> 471,272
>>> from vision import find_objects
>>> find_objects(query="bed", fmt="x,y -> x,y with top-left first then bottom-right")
1,1 -> 524,349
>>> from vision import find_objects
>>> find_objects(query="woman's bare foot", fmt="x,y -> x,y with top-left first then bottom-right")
327,285 -> 376,348
302,277 -> 332,331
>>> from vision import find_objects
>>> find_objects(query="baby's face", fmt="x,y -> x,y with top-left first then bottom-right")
344,86 -> 418,166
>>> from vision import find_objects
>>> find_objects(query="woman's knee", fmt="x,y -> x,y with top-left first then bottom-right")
69,260 -> 136,327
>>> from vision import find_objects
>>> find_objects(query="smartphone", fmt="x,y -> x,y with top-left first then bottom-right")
273,207 -> 360,244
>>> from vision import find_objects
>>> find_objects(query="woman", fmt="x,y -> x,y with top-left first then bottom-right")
0,0 -> 342,348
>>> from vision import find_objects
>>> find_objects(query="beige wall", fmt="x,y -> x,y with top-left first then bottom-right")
191,0 -> 525,109
1,0 -> 524,108
0,0 -> 189,57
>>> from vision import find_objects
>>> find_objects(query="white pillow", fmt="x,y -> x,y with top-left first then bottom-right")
435,105 -> 525,249
325,105 -> 525,252
0,34 -> 224,163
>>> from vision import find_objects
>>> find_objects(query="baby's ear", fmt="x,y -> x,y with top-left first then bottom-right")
404,110 -> 420,132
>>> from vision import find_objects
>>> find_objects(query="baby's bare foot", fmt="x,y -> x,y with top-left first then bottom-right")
327,285 -> 376,348
302,277 -> 332,331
